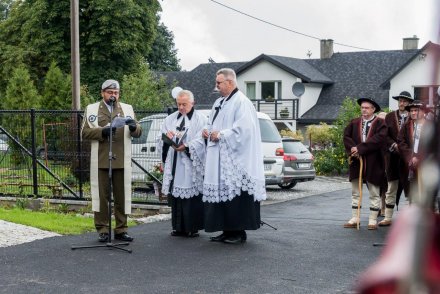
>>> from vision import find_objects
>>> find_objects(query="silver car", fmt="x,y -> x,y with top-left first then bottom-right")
279,138 -> 316,189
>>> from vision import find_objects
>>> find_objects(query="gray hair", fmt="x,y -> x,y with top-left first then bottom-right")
177,89 -> 195,103
216,68 -> 237,84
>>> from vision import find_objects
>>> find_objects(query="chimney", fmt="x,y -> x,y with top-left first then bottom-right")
403,35 -> 419,50
320,39 -> 334,59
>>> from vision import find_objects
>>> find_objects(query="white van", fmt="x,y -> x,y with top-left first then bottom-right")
131,113 -> 167,182
131,111 -> 284,185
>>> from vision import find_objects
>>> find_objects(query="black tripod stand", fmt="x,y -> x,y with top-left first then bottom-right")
72,98 -> 132,253
261,220 -> 277,230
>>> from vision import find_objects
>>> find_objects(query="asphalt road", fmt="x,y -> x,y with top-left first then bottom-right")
0,186 -> 390,294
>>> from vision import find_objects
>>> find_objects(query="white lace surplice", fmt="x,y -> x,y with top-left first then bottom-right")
159,110 -> 207,199
203,91 -> 266,203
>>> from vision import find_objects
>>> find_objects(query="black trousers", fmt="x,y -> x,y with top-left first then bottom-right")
204,191 -> 261,233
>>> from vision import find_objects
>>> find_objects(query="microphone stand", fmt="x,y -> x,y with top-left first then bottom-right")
72,97 -> 132,253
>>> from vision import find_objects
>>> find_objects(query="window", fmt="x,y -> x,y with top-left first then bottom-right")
261,81 -> 282,100
259,118 -> 281,143
414,86 -> 439,107
246,82 -> 256,99
132,120 -> 152,144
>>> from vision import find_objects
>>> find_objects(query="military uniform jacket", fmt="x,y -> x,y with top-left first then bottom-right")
384,110 -> 408,180
81,100 -> 141,213
343,116 -> 387,186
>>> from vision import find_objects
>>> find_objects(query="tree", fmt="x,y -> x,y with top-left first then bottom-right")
0,0 -> 14,20
4,65 -> 41,110
3,65 -> 41,165
146,19 -> 181,71
121,62 -> 175,111
80,0 -> 161,93
42,61 -> 72,110
0,0 -> 165,101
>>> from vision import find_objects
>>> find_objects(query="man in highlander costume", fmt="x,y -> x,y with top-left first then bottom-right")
378,91 -> 413,226
159,89 -> 207,237
343,97 -> 387,230
202,68 -> 266,244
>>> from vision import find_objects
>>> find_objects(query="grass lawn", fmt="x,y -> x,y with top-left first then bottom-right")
0,208 -> 136,235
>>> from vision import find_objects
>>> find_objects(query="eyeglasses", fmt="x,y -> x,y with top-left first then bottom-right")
105,90 -> 119,95
215,80 -> 230,85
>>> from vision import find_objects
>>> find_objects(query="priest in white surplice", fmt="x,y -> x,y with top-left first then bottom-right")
202,68 -> 266,244
159,90 -> 207,237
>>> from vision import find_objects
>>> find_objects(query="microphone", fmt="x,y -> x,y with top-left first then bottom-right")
109,96 -> 116,104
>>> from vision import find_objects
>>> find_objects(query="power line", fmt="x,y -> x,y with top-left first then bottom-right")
210,0 -> 373,51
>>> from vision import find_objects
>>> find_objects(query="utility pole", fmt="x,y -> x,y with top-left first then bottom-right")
71,0 -> 80,110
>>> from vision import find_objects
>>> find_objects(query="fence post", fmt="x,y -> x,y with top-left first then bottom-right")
30,108 -> 38,196
76,111 -> 83,198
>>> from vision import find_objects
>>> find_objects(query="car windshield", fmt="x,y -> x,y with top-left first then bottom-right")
283,141 -> 309,154
132,120 -> 152,144
259,118 -> 281,143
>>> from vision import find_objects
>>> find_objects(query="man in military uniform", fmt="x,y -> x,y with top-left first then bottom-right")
81,79 -> 142,242
378,91 -> 413,226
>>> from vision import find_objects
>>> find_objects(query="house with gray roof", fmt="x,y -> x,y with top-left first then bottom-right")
157,37 -> 440,133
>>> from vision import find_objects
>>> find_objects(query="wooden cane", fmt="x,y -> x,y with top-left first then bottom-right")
357,156 -> 363,230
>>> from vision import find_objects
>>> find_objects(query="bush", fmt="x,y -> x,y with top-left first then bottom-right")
306,123 -> 333,150
313,148 -> 348,176
280,129 -> 304,141
311,97 -> 360,176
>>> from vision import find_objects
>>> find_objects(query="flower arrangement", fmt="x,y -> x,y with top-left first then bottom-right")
280,107 -> 290,117
148,163 -> 163,182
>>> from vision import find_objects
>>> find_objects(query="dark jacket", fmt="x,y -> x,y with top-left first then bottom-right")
343,116 -> 387,186
384,110 -> 409,181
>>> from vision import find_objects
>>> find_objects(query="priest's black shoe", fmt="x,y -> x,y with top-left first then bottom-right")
187,231 -> 199,238
115,232 -> 133,242
98,233 -> 109,243
170,231 -> 187,237
210,233 -> 226,242
223,235 -> 246,244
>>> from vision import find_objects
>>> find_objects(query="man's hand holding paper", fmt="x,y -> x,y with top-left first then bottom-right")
111,116 -> 128,128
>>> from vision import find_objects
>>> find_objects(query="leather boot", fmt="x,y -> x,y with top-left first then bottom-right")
368,210 -> 378,230
378,207 -> 393,226
343,209 -> 359,228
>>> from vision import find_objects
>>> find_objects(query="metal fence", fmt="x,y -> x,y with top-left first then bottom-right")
0,109 -> 166,204
0,101 -> 298,204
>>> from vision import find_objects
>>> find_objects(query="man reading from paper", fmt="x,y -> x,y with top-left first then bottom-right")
81,79 -> 141,243
159,89 -> 207,237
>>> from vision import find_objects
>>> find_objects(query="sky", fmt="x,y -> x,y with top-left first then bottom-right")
159,0 -> 439,71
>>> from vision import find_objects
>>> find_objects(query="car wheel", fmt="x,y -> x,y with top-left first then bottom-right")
278,181 -> 297,189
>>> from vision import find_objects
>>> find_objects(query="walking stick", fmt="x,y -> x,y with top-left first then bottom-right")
357,156 -> 363,230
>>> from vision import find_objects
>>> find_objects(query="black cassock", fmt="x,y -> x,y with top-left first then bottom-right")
162,111 -> 204,234
204,191 -> 261,233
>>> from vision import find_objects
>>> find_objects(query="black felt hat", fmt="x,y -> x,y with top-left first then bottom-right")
404,100 -> 428,112
392,91 -> 414,102
357,98 -> 381,113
